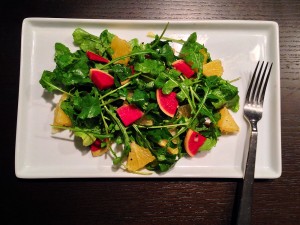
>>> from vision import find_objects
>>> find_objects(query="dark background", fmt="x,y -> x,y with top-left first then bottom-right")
1,0 -> 299,224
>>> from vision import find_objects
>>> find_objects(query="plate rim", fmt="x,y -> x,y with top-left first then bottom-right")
15,17 -> 281,179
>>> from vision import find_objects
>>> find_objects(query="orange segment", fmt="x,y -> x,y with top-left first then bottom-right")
203,59 -> 224,77
127,142 -> 155,172
53,94 -> 72,128
110,35 -> 131,65
217,107 -> 239,133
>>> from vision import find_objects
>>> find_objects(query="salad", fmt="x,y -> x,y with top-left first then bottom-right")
39,23 -> 240,174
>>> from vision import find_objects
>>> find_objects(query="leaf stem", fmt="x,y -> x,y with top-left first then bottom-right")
99,98 -> 119,107
99,98 -> 109,134
150,22 -> 169,49
42,79 -> 73,96
229,77 -> 241,83
99,82 -> 131,100
170,76 -> 195,113
189,87 -> 210,126
136,123 -> 188,129
51,125 -> 113,138
100,50 -> 155,69
132,124 -> 152,150
125,72 -> 142,80
103,105 -> 131,165
171,87 -> 210,141
147,32 -> 186,45
141,74 -> 155,81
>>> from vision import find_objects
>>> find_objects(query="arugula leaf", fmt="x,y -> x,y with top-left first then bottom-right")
39,71 -> 60,92
225,94 -> 240,112
76,95 -> 101,119
59,89 -> 102,130
129,38 -> 139,49
72,90 -> 101,119
162,79 -> 178,94
180,32 -> 204,72
158,163 -> 173,172
59,57 -> 90,86
154,72 -> 168,88
159,43 -> 176,66
111,64 -> 132,81
134,59 -> 165,75
161,69 -> 181,94
148,147 -> 178,172
73,28 -> 105,54
206,76 -> 240,111
55,43 -> 75,69
146,128 -> 172,143
99,29 -> 114,49
131,89 -> 150,109
44,43 -> 91,89
99,29 -> 114,56
176,78 -> 193,101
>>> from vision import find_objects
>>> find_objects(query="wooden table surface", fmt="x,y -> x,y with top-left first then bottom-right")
1,0 -> 299,224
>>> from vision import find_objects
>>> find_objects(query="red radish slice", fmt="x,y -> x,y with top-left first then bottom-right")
172,59 -> 195,78
156,89 -> 178,117
89,69 -> 114,90
184,129 -> 207,157
116,104 -> 144,126
86,51 -> 110,63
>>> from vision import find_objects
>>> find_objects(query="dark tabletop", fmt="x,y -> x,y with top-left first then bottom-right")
1,0 -> 300,225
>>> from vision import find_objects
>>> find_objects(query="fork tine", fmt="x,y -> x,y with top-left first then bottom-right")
252,61 -> 265,103
245,61 -> 260,103
254,62 -> 269,104
259,62 -> 272,105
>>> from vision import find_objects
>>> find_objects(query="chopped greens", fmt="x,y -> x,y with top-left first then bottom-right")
40,24 -> 240,174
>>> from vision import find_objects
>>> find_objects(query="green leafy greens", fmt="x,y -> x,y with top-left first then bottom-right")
39,24 -> 240,174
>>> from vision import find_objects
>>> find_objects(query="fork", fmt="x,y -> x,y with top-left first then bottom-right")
236,61 -> 273,225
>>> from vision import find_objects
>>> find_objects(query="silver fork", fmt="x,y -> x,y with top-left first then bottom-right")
236,61 -> 273,225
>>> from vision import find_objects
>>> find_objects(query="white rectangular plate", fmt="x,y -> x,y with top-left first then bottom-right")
16,18 -> 281,178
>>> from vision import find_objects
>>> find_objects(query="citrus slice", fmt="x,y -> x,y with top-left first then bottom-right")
217,107 -> 239,133
203,59 -> 223,77
52,94 -> 72,133
127,142 -> 155,172
110,35 -> 131,65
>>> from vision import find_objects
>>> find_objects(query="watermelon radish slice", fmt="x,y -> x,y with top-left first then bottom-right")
89,69 -> 115,90
156,89 -> 178,117
86,51 -> 110,63
116,104 -> 144,126
172,59 -> 195,78
184,129 -> 207,157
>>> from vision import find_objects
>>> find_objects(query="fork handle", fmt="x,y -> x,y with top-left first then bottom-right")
236,122 -> 258,225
